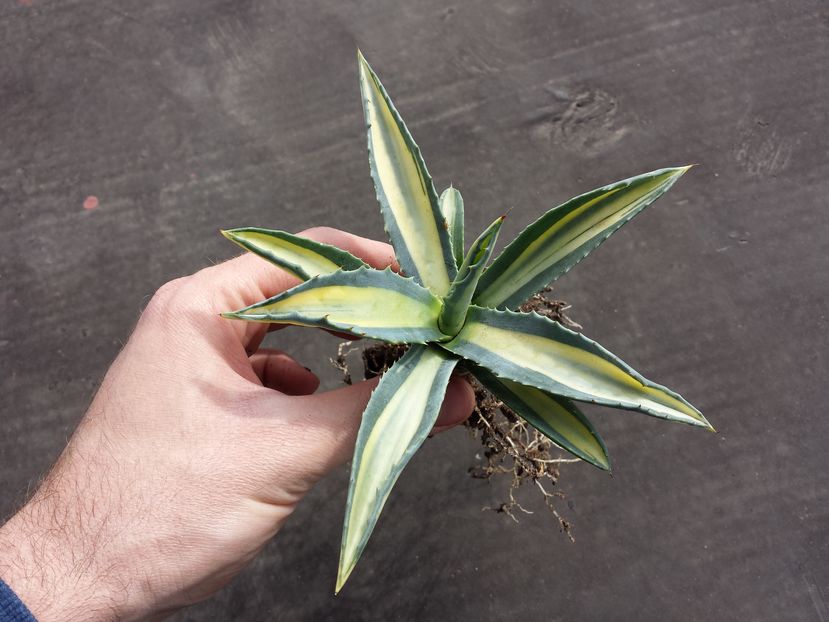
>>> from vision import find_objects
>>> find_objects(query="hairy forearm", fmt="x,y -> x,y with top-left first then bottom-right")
0,445 -> 135,622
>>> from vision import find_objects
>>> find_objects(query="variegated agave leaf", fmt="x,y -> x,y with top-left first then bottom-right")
471,364 -> 610,471
438,215 -> 504,336
443,306 -> 712,429
474,167 -> 692,309
222,228 -> 366,280
224,267 -> 446,344
358,51 -> 456,296
439,186 -> 465,268
337,345 -> 457,592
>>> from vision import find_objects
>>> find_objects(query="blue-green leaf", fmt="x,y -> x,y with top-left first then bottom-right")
442,306 -> 712,429
438,215 -> 504,337
474,167 -> 692,309
223,267 -> 446,344
358,51 -> 456,295
222,228 -> 367,280
471,365 -> 610,471
337,345 -> 457,592
439,186 -> 465,268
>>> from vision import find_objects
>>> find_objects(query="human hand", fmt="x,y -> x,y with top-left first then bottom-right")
0,227 -> 475,621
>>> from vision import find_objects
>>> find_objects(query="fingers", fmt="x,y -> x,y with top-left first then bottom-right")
294,378 -> 379,472
201,252 -> 301,313
300,227 -> 398,272
197,227 -> 396,312
249,349 -> 320,396
285,373 -> 475,477
243,323 -> 270,355
433,375 -> 477,433
191,227 -> 396,349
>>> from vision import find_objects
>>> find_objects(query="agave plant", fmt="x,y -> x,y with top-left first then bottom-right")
221,52 -> 712,592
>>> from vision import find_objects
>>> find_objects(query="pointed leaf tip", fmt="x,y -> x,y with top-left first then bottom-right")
472,365 -> 611,471
474,167 -> 695,309
338,346 -> 457,592
439,186 -> 465,268
223,267 -> 444,343
220,228 -> 243,244
221,227 -> 367,280
358,51 -> 456,295
444,306 -> 709,428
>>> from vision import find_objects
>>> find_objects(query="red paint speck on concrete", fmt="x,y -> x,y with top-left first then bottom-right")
18,0 -> 34,6
83,196 -> 99,210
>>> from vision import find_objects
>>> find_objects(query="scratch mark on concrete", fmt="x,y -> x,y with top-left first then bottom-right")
805,573 -> 827,622
735,116 -> 795,176
527,89 -> 629,154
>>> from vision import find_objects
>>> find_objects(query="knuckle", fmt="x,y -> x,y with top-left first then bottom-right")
143,277 -> 191,322
301,226 -> 342,244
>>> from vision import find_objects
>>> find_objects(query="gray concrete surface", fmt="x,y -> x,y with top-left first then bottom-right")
1,1 -> 827,620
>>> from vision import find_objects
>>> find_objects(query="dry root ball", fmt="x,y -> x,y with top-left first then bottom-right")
330,287 -> 580,539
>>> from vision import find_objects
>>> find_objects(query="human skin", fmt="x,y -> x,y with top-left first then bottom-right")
0,227 -> 475,621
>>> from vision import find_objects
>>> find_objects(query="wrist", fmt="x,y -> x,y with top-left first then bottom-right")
0,483 -> 125,622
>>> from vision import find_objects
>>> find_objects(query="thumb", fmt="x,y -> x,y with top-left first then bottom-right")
297,378 -> 377,475
287,374 -> 476,479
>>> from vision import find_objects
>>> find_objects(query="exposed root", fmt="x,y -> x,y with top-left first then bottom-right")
361,343 -> 408,380
330,288 -> 580,540
518,286 -> 582,331
465,377 -> 576,541
330,341 -> 359,385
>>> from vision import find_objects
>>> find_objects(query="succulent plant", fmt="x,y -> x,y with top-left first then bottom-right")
221,52 -> 712,592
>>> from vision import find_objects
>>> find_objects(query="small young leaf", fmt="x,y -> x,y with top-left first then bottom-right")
222,228 -> 366,280
474,167 -> 692,309
439,186 -> 465,268
358,51 -> 456,295
223,267 -> 445,344
337,345 -> 457,592
438,215 -> 504,337
442,306 -> 712,429
471,365 -> 610,471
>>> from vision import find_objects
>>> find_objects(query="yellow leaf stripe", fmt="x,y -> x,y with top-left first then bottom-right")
222,228 -> 366,279
358,52 -> 455,295
337,345 -> 456,592
473,366 -> 610,470
224,267 -> 445,343
475,167 -> 691,309
444,307 -> 711,428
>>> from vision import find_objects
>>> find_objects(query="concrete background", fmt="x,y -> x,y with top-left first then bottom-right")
1,1 -> 827,620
